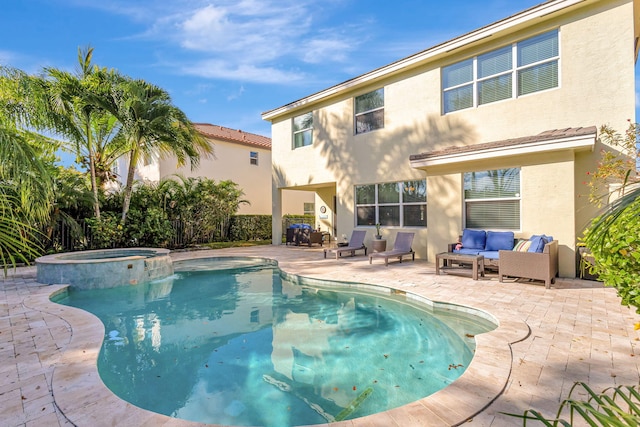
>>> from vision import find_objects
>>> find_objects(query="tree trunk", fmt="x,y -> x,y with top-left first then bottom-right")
121,149 -> 138,224
85,118 -> 101,219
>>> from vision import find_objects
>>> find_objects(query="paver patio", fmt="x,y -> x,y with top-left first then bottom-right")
2,245 -> 639,426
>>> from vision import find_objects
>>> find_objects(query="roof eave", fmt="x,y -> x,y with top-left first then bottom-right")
409,133 -> 596,169
261,0 -> 587,122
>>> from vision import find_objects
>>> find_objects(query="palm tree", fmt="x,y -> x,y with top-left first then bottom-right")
102,78 -> 213,224
43,47 -> 124,219
0,66 -> 59,269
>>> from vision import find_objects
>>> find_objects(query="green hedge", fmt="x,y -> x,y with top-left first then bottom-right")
228,215 -> 272,241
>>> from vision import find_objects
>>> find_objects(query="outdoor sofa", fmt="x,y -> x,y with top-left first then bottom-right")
449,229 -> 558,288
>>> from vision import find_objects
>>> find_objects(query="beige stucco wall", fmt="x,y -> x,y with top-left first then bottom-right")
267,0 -> 636,277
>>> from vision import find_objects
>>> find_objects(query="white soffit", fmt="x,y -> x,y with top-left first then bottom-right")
410,133 -> 596,168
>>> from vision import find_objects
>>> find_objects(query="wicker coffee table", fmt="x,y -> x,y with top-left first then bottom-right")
435,252 -> 485,280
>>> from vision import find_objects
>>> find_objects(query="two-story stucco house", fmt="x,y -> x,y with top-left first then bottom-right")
117,123 -> 314,216
262,0 -> 638,278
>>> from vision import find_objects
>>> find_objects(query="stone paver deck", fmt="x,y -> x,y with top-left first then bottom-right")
2,245 -> 639,426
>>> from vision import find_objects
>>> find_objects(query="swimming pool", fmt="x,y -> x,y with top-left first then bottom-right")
53,257 -> 496,426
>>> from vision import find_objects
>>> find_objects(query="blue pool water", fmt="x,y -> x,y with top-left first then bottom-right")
53,259 -> 495,426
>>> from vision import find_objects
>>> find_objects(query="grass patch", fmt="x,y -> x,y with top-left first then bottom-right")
200,240 -> 273,250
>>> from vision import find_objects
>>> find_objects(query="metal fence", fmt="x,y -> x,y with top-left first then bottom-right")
49,215 -> 277,252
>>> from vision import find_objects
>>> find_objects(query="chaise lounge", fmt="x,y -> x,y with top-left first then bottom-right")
324,230 -> 367,259
369,232 -> 415,266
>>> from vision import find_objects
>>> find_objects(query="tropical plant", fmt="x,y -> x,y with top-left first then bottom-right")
503,382 -> 640,425
98,78 -> 213,224
43,47 -> 127,219
0,67 -> 56,269
158,176 -> 247,245
582,123 -> 640,312
586,122 -> 639,207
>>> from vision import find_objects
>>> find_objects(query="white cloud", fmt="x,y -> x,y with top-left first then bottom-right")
66,0 -> 368,84
227,85 -> 245,101
302,38 -> 353,64
151,1 -> 361,82
180,59 -> 306,84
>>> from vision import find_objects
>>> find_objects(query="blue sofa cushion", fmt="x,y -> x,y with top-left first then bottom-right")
453,248 -> 482,256
290,223 -> 312,229
480,251 -> 500,260
461,229 -> 486,249
485,231 -> 515,251
528,235 -> 547,253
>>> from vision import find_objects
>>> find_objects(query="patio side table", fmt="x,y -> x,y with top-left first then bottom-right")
372,239 -> 387,253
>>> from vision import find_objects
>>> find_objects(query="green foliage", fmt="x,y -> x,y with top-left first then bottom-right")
584,194 -> 640,311
229,215 -> 272,241
157,176 -> 248,246
583,123 -> 640,313
124,207 -> 173,247
85,213 -> 123,249
503,382 -> 640,425
587,123 -> 639,207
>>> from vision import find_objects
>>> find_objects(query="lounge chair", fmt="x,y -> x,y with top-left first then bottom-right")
369,232 -> 415,266
324,230 -> 367,259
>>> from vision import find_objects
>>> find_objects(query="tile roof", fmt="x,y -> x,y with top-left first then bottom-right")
193,123 -> 271,149
409,126 -> 597,161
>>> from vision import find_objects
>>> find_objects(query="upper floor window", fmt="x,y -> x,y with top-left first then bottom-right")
355,88 -> 384,134
250,151 -> 258,165
443,30 -> 559,113
293,112 -> 313,149
464,168 -> 520,229
355,180 -> 426,227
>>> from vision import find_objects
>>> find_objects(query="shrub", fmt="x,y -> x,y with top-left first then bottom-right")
229,215 -> 272,241
584,194 -> 640,311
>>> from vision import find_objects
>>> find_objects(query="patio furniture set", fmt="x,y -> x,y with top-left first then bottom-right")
285,224 -> 328,247
320,228 -> 559,288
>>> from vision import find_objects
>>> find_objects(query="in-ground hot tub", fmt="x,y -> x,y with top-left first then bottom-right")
36,248 -> 173,289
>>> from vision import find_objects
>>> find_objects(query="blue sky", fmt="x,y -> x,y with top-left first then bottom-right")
2,0 -> 637,142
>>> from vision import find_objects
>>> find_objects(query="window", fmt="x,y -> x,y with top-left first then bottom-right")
464,168 -> 520,229
355,88 -> 384,134
355,180 -> 426,227
250,151 -> 258,165
293,112 -> 313,148
442,30 -> 558,113
303,202 -> 315,215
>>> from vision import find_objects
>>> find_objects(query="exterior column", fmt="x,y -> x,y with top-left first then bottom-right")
272,186 -> 283,245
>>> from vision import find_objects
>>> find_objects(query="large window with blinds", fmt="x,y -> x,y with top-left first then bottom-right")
355,180 -> 426,227
442,30 -> 559,113
464,168 -> 520,229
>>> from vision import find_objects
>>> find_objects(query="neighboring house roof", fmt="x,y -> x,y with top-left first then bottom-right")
261,0 -> 586,121
193,123 -> 271,150
409,126 -> 598,167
